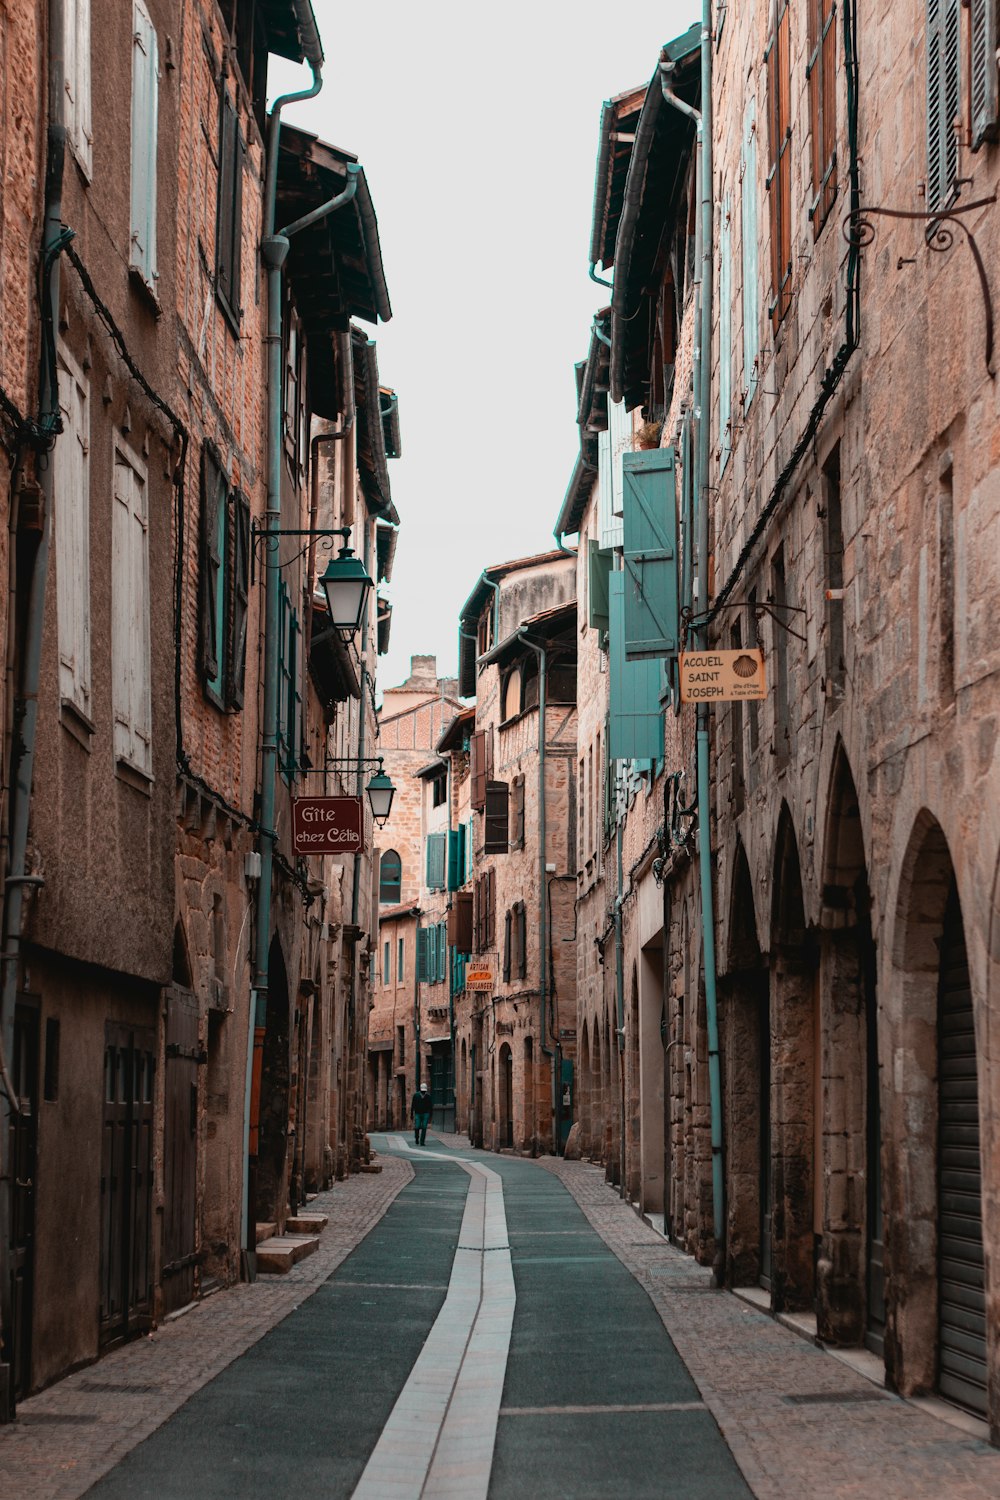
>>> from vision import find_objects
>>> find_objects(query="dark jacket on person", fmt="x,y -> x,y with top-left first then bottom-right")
410,1090 -> 431,1119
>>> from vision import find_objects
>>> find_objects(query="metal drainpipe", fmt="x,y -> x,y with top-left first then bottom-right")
0,0 -> 66,1417
413,912 -> 422,1091
517,631 -> 556,1149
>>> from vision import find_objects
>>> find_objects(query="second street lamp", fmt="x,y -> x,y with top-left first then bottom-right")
365,766 -> 395,826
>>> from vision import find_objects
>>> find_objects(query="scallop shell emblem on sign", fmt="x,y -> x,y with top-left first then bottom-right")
732,653 -> 759,679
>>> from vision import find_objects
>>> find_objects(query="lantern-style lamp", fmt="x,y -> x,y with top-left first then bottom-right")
366,765 -> 396,827
319,543 -> 373,638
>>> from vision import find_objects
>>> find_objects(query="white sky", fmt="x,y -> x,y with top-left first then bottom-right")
270,0 -> 695,693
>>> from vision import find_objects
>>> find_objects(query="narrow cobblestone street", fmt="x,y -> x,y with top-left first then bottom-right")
2,1136 -> 999,1499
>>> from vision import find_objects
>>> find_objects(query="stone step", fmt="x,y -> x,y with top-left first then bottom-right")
286,1212 -> 328,1234
256,1234 -> 321,1274
255,1221 -> 277,1246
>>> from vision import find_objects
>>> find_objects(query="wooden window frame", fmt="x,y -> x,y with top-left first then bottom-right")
807,0 -> 838,235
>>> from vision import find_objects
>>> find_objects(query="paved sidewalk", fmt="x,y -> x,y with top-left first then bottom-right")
0,1155 -> 412,1500
540,1155 -> 1000,1500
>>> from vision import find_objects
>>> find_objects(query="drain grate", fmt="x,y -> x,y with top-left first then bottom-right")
80,1381 -> 159,1394
783,1389 -> 890,1406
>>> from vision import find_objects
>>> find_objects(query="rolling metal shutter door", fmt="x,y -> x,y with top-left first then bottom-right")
938,892 -> 987,1418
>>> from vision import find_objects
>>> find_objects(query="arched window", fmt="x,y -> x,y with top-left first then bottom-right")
501,666 -> 522,722
379,849 -> 402,904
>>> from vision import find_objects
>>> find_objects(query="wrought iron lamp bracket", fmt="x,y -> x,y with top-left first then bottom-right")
250,522 -> 351,572
843,191 -> 998,375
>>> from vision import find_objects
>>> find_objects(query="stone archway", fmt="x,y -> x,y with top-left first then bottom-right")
817,743 -> 881,1348
722,841 -> 770,1289
579,1021 -> 591,1157
770,806 -> 818,1313
498,1043 -> 513,1150
888,813 -> 987,1420
627,965 -> 641,1201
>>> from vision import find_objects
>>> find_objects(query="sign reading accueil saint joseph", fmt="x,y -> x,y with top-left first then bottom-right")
679,648 -> 767,703
291,796 -> 364,855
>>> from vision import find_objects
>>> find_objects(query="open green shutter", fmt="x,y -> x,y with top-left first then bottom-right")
588,539 -> 612,632
621,448 -> 678,659
609,572 -> 665,762
416,928 -> 430,983
426,832 -> 446,890
447,826 -> 464,890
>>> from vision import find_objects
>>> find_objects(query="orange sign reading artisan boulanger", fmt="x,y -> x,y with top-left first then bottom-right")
679,648 -> 767,703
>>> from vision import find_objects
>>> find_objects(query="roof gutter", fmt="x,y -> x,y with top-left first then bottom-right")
291,0 -> 324,70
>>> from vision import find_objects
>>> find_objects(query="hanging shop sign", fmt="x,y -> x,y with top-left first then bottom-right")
465,966 -> 495,992
291,796 -> 364,855
679,648 -> 767,703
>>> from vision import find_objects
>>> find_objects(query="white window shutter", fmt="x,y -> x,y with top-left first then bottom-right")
55,351 -> 91,716
608,396 -> 631,517
741,96 -> 759,406
130,0 -> 158,284
66,0 -> 93,175
719,190 -> 733,472
113,444 -> 152,773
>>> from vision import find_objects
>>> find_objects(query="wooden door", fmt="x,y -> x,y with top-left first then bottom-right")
162,990 -> 199,1316
100,1024 -> 155,1345
8,1002 -> 40,1400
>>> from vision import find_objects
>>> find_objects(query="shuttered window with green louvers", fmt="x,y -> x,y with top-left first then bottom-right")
622,448 -> 679,659
416,928 -> 430,983
609,572 -> 665,763
447,826 -> 465,890
426,832 -> 447,891
927,0 -> 961,210
588,539 -> 612,633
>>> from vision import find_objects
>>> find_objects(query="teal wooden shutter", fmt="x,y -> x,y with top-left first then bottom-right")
588,539 -> 612,632
228,491 -> 250,709
971,0 -> 998,149
609,572 -> 665,762
719,195 -> 732,472
741,96 -> 759,405
129,0 -> 158,286
621,448 -> 679,659
447,826 -> 465,890
426,832 -> 446,891
199,444 -> 226,695
439,923 -> 448,982
416,928 -> 430,983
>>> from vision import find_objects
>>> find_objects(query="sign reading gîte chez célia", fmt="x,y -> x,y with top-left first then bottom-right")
679,648 -> 767,703
291,796 -> 364,856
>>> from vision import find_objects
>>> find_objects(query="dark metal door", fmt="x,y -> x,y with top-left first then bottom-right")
429,1043 -> 454,1133
759,995 -> 773,1292
100,1024 -> 155,1346
8,1003 -> 40,1400
499,1045 -> 513,1149
938,889 -> 987,1417
162,991 -> 199,1316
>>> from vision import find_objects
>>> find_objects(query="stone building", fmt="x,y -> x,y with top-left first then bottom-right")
456,553 -> 578,1153
367,656 -> 462,1131
0,0 -> 399,1413
555,0 -> 1000,1444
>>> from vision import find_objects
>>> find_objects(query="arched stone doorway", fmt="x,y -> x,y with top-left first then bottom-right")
498,1043 -> 513,1149
254,936 -> 291,1226
770,806 -> 817,1313
579,1021 -> 591,1156
889,814 -> 987,1420
722,842 -> 770,1289
817,745 -> 881,1348
627,965 -> 641,1200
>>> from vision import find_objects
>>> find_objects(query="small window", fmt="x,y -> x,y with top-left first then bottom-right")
431,769 -> 447,807
502,666 -> 522,722
398,937 -> 405,982
379,850 -> 402,904
383,939 -> 391,982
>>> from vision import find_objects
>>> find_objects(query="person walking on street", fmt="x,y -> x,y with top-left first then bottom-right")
411,1086 -> 432,1146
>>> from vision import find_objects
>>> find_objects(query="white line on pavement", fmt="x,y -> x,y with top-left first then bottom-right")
349,1156 -> 514,1500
